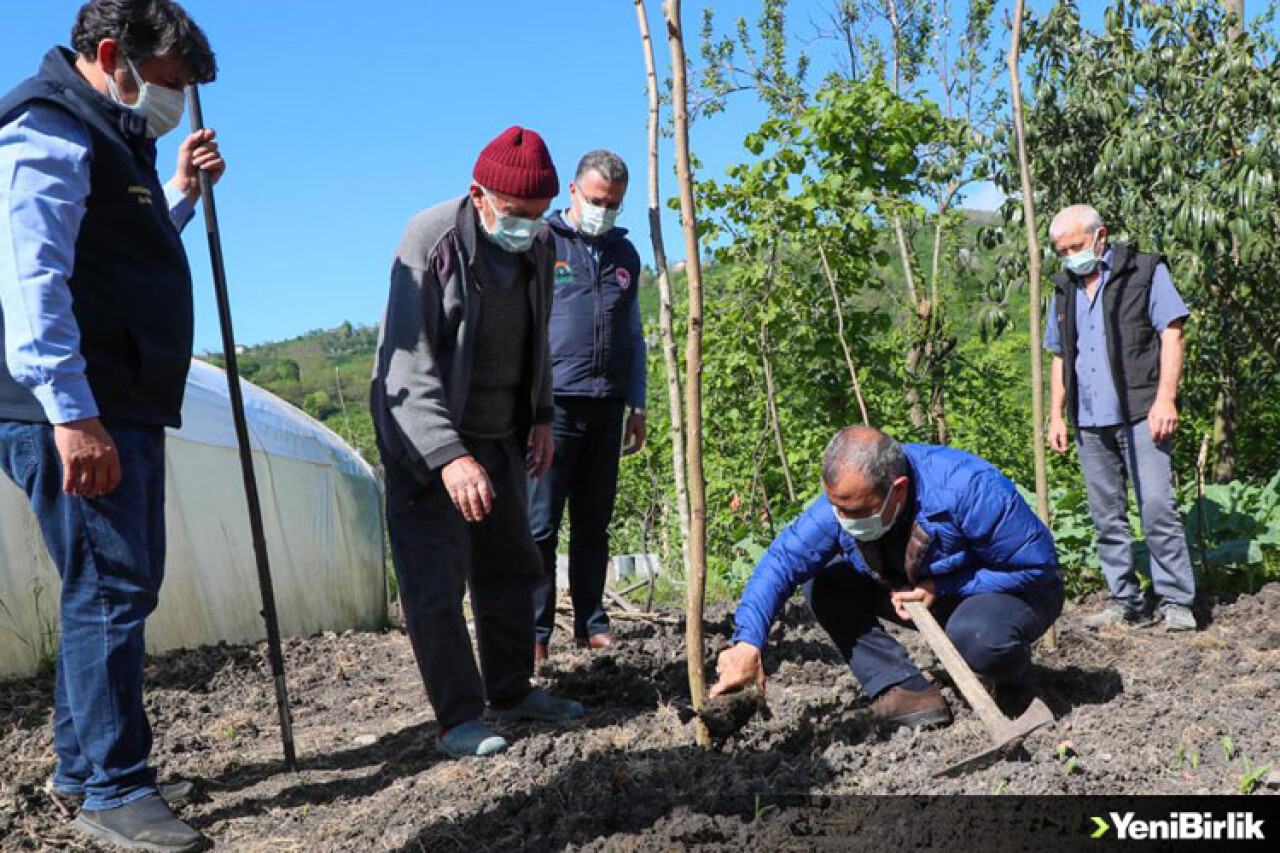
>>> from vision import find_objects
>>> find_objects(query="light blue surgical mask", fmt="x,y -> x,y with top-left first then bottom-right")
832,486 -> 900,542
1063,229 -> 1102,276
481,188 -> 541,253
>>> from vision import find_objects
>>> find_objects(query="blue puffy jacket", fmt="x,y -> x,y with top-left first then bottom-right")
732,443 -> 1060,648
546,211 -> 646,407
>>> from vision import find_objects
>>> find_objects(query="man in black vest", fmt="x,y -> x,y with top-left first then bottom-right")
0,2 -> 222,850
1044,205 -> 1197,633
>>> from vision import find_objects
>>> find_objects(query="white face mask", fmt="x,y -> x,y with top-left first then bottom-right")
106,58 -> 186,139
832,485 -> 901,542
480,188 -> 541,253
575,189 -> 621,237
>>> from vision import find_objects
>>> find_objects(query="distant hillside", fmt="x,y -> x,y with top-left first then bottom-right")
204,322 -> 379,461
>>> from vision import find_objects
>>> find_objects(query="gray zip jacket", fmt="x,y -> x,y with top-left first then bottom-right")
371,196 -> 554,482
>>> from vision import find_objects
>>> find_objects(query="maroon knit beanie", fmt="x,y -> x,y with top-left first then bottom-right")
472,126 -> 560,199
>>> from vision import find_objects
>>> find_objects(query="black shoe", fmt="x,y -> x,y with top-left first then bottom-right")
72,793 -> 208,852
51,780 -> 195,811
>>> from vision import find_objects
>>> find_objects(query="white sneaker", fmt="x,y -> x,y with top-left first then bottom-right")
1162,603 -> 1196,632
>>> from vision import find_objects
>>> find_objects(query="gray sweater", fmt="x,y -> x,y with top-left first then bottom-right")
371,196 -> 554,481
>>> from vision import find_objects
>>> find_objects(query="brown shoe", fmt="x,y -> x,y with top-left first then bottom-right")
574,632 -> 618,650
534,643 -> 548,662
871,683 -> 952,731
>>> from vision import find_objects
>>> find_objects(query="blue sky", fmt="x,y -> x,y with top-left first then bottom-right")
4,1 -> 1106,351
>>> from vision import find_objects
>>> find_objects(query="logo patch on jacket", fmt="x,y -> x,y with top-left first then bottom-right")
616,268 -> 632,290
554,261 -> 573,284
128,185 -> 154,206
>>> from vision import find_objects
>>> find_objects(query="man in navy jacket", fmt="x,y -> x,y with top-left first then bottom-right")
529,150 -> 646,656
712,426 -> 1063,730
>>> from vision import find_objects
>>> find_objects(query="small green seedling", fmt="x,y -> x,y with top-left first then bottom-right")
1056,741 -> 1079,776
1237,757 -> 1271,795
753,794 -> 778,823
1190,750 -> 1200,769
992,780 -> 1009,795
1222,736 -> 1235,762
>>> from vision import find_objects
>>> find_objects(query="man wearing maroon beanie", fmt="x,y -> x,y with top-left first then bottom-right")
372,126 -> 585,758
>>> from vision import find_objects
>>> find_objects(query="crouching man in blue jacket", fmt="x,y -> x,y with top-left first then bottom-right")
711,426 -> 1063,730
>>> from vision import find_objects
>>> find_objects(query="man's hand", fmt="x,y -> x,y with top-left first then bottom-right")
1048,416 -> 1070,454
527,424 -> 554,478
621,410 -> 646,456
173,128 -> 225,202
1148,397 -> 1179,443
441,455 -> 494,523
709,642 -> 765,698
53,418 -> 120,499
890,579 -> 937,622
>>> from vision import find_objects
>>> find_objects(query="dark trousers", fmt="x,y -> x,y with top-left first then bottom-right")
804,562 -> 1064,698
528,397 -> 625,644
383,436 -> 540,728
0,420 -> 166,811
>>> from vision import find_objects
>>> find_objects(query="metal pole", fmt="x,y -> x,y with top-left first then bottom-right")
186,85 -> 297,770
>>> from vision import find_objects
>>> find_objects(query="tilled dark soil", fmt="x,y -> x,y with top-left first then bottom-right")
2,585 -> 1278,851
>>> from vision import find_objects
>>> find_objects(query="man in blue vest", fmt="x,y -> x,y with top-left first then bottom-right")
0,2 -> 222,849
1045,205 -> 1197,632
529,150 -> 647,658
711,427 -> 1063,731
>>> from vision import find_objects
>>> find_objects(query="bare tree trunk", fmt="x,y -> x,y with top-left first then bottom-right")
759,322 -> 797,502
929,373 -> 949,445
664,0 -> 710,747
1224,0 -> 1245,39
635,0 -> 692,575
893,218 -> 930,432
1212,362 -> 1238,483
816,244 -> 870,424
1009,0 -> 1055,649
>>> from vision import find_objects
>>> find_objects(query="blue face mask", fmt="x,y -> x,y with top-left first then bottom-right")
481,188 -> 541,253
832,486 -> 900,542
1063,230 -> 1102,276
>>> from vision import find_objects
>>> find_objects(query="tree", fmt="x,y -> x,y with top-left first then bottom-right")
663,0 -> 711,747
1006,0 -> 1054,647
634,0 -> 692,578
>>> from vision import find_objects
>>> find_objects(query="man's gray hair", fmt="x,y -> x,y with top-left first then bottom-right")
821,426 -> 908,492
1049,204 -> 1104,242
575,150 -> 629,185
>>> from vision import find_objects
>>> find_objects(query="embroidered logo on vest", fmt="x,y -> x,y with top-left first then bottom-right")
616,267 -> 632,290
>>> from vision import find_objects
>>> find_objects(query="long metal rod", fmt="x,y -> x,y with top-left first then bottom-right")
186,85 -> 297,770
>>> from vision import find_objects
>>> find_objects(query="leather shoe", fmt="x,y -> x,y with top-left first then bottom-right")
73,794 -> 208,852
871,683 -> 952,731
575,632 -> 618,650
534,643 -> 548,662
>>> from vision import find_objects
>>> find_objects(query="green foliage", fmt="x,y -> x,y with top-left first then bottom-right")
995,0 -> 1280,479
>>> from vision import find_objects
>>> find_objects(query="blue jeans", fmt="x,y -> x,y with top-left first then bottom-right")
0,421 -> 166,811
528,397 -> 625,644
1076,421 -> 1196,610
804,563 -> 1064,698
